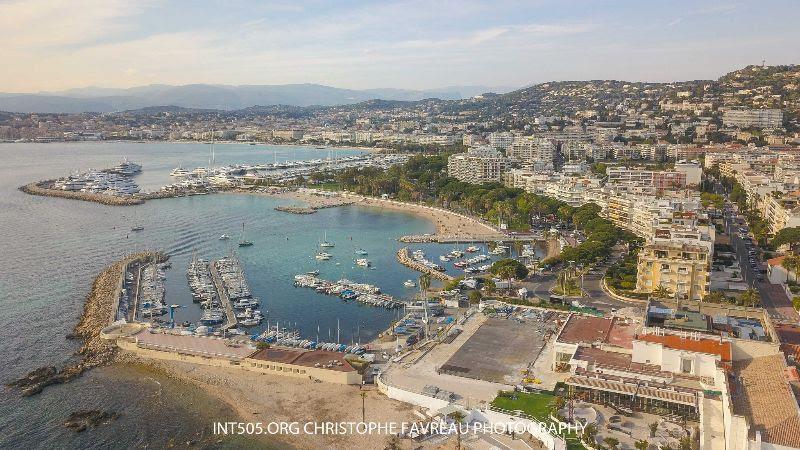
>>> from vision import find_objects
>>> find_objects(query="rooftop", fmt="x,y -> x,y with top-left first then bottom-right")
132,330 -> 257,360
248,347 -> 356,372
636,333 -> 732,361
557,315 -> 639,349
732,354 -> 800,447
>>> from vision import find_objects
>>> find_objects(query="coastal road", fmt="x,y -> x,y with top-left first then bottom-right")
526,270 -> 632,314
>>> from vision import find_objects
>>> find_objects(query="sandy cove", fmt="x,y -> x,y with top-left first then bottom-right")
136,358 -> 418,449
259,188 -> 504,241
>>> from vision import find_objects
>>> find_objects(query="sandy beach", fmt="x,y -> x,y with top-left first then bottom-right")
264,188 -> 504,241
137,358 -> 418,449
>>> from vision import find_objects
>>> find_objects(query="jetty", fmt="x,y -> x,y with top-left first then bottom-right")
20,181 -> 144,206
293,274 -> 404,309
209,260 -> 239,330
396,247 -> 454,281
398,232 -> 546,243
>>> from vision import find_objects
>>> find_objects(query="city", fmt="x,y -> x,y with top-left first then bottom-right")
3,2 -> 800,450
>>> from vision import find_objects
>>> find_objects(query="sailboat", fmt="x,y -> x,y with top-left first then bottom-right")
319,231 -> 334,248
238,222 -> 253,247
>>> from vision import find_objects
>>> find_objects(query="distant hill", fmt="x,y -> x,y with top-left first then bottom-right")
0,83 -> 515,113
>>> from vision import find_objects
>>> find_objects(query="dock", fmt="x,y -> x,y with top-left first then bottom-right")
398,233 -> 546,243
396,247 -> 454,281
209,261 -> 238,330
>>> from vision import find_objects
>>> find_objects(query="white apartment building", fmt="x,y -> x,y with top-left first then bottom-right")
447,146 -> 509,184
722,108 -> 783,129
674,160 -> 703,186
488,131 -> 515,150
507,136 -> 556,169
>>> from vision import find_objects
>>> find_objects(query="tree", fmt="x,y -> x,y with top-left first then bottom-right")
604,437 -> 620,450
419,273 -> 431,298
360,391 -> 367,422
783,254 -> 800,283
739,288 -> 761,307
635,440 -> 651,450
703,290 -> 727,304
490,259 -> 529,280
482,278 -> 496,297
649,421 -> 659,438
550,396 -> 566,413
468,290 -> 482,305
773,228 -> 800,252
582,423 -> 598,447
652,286 -> 672,299
679,436 -> 692,450
448,411 -> 466,450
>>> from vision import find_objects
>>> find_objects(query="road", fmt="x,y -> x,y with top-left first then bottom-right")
724,210 -> 799,323
526,268 -> 633,314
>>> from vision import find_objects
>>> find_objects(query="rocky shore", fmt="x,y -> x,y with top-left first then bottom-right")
19,181 -> 144,206
7,251 -> 165,396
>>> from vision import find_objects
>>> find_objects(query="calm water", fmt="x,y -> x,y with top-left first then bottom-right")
0,142 -> 436,449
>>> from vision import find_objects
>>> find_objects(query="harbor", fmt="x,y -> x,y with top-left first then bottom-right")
293,273 -> 405,309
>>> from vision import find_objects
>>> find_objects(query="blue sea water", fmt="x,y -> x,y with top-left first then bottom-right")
0,142 -> 438,448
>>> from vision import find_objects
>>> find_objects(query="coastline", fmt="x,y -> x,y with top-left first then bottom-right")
128,357 -> 417,449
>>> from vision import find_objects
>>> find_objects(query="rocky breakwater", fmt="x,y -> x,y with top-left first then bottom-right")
19,180 -> 144,206
6,251 -> 166,397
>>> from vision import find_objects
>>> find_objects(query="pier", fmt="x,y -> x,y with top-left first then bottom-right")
398,232 -> 546,243
209,261 -> 238,330
396,247 -> 454,281
293,274 -> 404,309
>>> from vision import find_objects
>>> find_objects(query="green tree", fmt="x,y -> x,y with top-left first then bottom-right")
652,286 -> 672,299
582,423 -> 598,447
635,440 -> 651,450
448,411 -> 466,450
703,291 -> 727,304
773,228 -> 800,252
783,254 -> 800,283
468,290 -> 482,305
419,273 -> 431,299
739,288 -> 761,307
490,259 -> 529,280
649,421 -> 659,438
604,437 -> 620,450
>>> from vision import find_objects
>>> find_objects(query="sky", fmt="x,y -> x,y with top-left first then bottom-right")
1,0 -> 799,93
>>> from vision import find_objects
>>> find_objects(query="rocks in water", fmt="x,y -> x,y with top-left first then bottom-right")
64,410 -> 119,432
6,366 -> 58,396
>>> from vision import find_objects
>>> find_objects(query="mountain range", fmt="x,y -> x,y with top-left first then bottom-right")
0,83 -> 515,113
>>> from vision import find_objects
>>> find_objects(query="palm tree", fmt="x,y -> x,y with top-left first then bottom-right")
652,286 -> 672,299
419,273 -> 431,299
360,391 -> 367,422
783,254 -> 800,283
498,265 -> 516,294
447,411 -> 466,450
740,288 -> 761,307
582,423 -> 598,447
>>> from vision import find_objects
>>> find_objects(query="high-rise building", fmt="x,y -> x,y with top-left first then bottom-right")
447,146 -> 509,184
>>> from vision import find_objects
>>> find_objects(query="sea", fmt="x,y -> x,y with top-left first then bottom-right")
0,141 -> 544,449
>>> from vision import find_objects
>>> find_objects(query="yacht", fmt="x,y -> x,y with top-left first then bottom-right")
219,234 -> 230,240
355,258 -> 371,267
315,252 -> 332,260
354,248 -> 368,256
439,255 -> 451,262
306,270 -> 320,276
131,226 -> 144,232
403,280 -> 416,288
319,231 -> 334,248
466,245 -> 480,253
108,158 -> 142,175
170,166 -> 190,177
238,222 -> 253,247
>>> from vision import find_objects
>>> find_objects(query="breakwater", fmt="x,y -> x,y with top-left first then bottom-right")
7,251 -> 166,396
20,181 -> 144,206
396,247 -> 454,281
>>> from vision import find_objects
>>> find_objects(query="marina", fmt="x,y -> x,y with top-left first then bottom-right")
293,274 -> 404,309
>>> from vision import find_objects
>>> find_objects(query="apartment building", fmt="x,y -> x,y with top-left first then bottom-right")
761,191 -> 800,234
272,129 -> 304,140
446,146 -> 509,184
636,239 -> 710,301
722,108 -> 783,129
607,167 -> 687,190
507,136 -> 556,169
488,131 -> 514,150
674,160 -> 703,186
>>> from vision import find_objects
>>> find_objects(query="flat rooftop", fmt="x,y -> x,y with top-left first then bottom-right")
132,330 -> 257,360
249,347 -> 355,372
776,323 -> 800,345
557,315 -> 638,349
637,333 -> 731,361
573,346 -> 667,377
732,354 -> 800,447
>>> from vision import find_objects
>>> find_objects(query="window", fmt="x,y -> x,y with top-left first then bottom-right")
681,358 -> 693,374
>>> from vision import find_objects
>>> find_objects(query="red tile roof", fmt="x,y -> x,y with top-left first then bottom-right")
636,333 -> 732,361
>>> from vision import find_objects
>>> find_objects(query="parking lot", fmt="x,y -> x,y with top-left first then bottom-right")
439,315 -> 552,384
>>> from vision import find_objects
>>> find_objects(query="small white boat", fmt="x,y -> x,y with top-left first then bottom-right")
466,246 -> 480,253
403,280 -> 416,288
439,255 -> 451,262
315,252 -> 332,260
355,258 -> 371,267
354,249 -> 368,256
219,234 -> 230,240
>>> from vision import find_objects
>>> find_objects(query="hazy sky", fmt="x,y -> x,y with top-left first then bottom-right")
2,0 -> 798,92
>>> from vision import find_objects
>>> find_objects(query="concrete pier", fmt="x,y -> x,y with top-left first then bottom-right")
209,261 -> 238,330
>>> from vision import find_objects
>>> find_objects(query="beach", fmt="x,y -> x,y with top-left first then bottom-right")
137,358 -> 417,449
266,188 -> 503,241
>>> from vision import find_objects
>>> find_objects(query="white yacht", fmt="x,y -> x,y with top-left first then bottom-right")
170,166 -> 190,177
315,252 -> 332,260
355,258 -> 371,267
219,234 -> 230,240
403,280 -> 416,288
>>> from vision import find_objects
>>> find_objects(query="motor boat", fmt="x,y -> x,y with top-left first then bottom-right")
315,252 -> 332,260
355,258 -> 371,267
219,234 -> 230,240
403,280 -> 416,288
